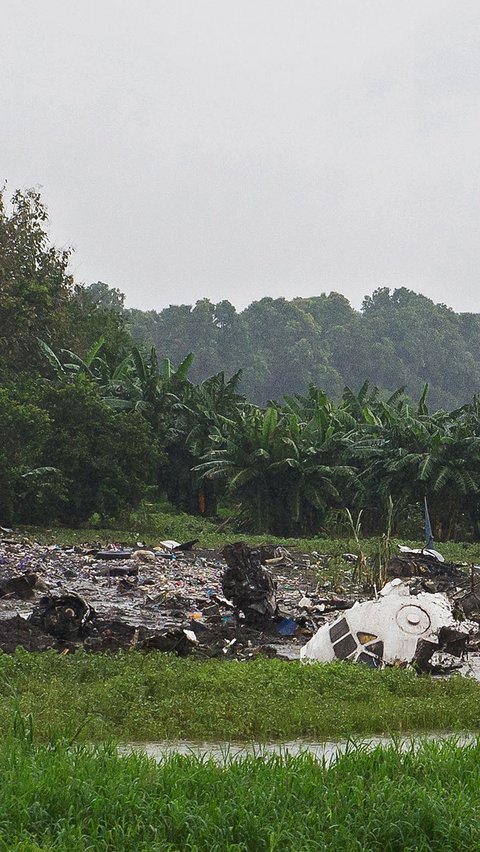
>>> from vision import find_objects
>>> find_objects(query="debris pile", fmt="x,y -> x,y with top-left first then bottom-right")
1,531 -> 480,675
0,535 -> 324,658
386,548 -> 465,593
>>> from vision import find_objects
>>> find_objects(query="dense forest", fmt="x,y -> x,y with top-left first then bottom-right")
128,290 -> 480,411
2,187 -> 480,540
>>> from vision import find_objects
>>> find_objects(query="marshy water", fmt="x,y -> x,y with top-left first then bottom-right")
120,732 -> 479,764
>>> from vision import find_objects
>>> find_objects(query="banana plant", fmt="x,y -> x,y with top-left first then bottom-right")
196,402 -> 354,535
37,336 -> 108,383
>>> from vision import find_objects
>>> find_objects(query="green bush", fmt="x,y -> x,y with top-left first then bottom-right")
33,380 -> 160,524
0,387 -> 50,525
0,375 -> 161,526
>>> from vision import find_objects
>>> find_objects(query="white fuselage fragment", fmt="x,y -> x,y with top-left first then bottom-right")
300,579 -> 467,667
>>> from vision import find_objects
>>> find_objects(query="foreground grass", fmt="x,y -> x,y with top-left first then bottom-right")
1,736 -> 479,850
1,652 -> 480,742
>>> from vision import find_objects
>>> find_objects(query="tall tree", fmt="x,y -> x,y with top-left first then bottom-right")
0,188 -> 74,372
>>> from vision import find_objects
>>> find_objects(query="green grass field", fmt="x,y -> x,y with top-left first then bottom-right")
0,735 -> 478,850
1,652 -> 480,742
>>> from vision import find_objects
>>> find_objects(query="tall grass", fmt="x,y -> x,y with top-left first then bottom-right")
0,735 -> 479,850
1,651 -> 480,742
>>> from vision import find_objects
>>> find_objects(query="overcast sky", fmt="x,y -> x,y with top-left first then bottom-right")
2,1 -> 480,312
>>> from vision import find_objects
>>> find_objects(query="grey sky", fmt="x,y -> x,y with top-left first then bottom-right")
2,1 -> 480,312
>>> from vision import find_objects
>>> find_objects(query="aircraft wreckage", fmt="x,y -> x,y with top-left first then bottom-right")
300,578 -> 470,670
300,502 -> 475,671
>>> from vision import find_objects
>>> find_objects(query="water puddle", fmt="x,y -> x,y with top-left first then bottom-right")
120,732 -> 479,764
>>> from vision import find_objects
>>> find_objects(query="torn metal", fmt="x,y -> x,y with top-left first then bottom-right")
300,579 -> 470,670
221,542 -> 278,626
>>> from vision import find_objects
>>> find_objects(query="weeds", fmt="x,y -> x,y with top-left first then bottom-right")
0,738 -> 479,849
0,652 -> 480,742
369,495 -> 395,592
344,508 -> 368,584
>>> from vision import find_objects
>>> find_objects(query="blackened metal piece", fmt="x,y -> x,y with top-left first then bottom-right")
29,593 -> 94,640
333,632 -> 357,659
329,618 -> 349,643
438,625 -> 468,657
222,542 -> 277,627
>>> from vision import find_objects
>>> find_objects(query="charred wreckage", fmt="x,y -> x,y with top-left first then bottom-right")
0,528 -> 479,673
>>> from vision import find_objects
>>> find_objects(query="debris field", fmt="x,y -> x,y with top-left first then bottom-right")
1,532 -> 480,674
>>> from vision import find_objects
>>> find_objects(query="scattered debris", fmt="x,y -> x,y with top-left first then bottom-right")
159,540 -> 181,551
133,550 -> 156,564
0,573 -> 38,600
0,530 -> 479,675
387,549 -> 460,586
173,539 -> 200,552
277,618 -> 298,636
97,564 -> 139,578
141,627 -> 198,656
158,539 -> 199,552
398,545 -> 445,563
96,549 -> 134,560
262,546 -> 294,567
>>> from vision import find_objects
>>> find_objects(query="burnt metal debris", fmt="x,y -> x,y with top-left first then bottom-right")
0,531 -> 479,674
221,542 -> 278,626
29,593 -> 94,640
0,573 -> 38,600
0,534 -> 311,658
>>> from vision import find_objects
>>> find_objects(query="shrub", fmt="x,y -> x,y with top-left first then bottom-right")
0,387 -> 50,524
34,380 -> 160,524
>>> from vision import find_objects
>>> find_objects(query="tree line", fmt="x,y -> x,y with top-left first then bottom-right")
2,186 -> 480,540
128,289 -> 480,412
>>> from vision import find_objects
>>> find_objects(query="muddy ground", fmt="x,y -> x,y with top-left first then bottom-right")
0,535 -> 333,658
0,533 -> 479,671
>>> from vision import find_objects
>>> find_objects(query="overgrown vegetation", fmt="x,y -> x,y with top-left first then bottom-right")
1,652 -> 480,742
4,186 -> 480,541
0,735 -> 480,849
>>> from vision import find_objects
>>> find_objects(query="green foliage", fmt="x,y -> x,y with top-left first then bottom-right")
0,386 -> 51,524
103,346 -> 194,428
7,184 -> 480,538
31,380 -> 160,524
0,736 -> 478,849
196,398 -> 353,535
1,652 -> 480,743
128,287 -> 480,410
164,370 -> 245,514
0,187 -> 130,376
0,188 -> 74,373
0,373 -> 160,526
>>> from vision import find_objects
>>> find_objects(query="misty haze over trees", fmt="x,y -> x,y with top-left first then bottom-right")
127,289 -> 480,411
3,186 -> 480,540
